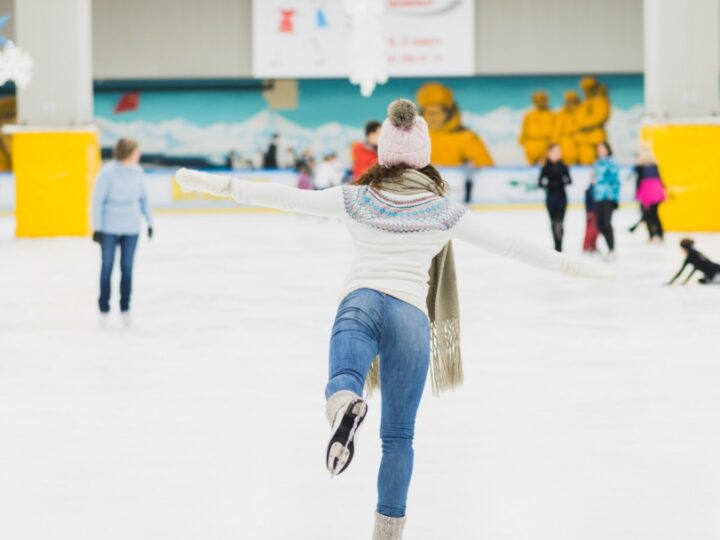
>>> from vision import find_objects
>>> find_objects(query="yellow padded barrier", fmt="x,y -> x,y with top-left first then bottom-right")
13,130 -> 100,237
641,124 -> 720,232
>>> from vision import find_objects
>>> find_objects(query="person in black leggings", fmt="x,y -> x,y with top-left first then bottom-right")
667,239 -> 720,285
538,144 -> 572,251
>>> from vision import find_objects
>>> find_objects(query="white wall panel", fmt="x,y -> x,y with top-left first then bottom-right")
92,0 -> 252,79
6,0 -> 717,79
475,0 -> 644,74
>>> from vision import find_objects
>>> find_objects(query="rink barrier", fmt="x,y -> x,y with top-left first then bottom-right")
0,165 -> 639,215
0,201 -> 641,217
641,124 -> 720,232
10,130 -> 100,237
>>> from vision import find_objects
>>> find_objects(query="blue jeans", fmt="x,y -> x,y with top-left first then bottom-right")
326,288 -> 430,518
99,234 -> 139,313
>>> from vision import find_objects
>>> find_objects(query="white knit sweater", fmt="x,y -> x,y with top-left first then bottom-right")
176,169 -> 610,316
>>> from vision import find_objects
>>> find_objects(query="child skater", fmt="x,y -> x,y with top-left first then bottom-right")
583,184 -> 599,253
667,238 -> 720,285
176,99 -> 609,540
538,143 -> 572,252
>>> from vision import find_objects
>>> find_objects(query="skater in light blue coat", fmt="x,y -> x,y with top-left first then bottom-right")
91,138 -> 153,326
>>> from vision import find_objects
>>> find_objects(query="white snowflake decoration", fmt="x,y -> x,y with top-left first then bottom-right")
345,0 -> 387,97
0,42 -> 34,88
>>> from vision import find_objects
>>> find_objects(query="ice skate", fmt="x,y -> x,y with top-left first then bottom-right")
603,251 -> 618,262
121,311 -> 132,327
326,391 -> 368,477
373,512 -> 406,540
98,312 -> 110,327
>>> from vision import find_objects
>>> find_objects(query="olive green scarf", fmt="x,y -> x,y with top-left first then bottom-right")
364,169 -> 463,396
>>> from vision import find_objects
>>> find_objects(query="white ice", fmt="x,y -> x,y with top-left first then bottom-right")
1,208 -> 719,540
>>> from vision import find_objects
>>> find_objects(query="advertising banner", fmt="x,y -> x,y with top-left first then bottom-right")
252,0 -> 475,78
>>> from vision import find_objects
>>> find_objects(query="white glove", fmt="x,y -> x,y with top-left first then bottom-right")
176,168 -> 231,196
564,256 -> 616,280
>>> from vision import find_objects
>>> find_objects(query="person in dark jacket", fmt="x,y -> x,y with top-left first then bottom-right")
262,133 -> 279,169
538,144 -> 572,251
667,239 -> 720,285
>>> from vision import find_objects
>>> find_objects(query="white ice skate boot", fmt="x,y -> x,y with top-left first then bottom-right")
120,311 -> 132,327
603,251 -> 618,262
98,312 -> 110,327
373,512 -> 406,540
325,390 -> 368,477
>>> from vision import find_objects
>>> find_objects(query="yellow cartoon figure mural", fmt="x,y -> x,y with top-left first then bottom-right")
551,90 -> 581,165
576,77 -> 611,165
416,82 -> 493,167
519,91 -> 555,165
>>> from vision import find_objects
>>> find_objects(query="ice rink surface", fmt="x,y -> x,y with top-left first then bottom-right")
1,208 -> 719,540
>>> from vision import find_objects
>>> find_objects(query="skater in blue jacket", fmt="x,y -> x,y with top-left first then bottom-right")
592,142 -> 621,261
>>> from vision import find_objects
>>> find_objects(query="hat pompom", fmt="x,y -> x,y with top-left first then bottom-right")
388,99 -> 417,129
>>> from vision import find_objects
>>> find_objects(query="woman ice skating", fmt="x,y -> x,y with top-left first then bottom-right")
667,239 -> 720,285
91,138 -> 153,327
632,145 -> 666,241
592,141 -> 621,261
538,144 -> 572,252
176,99 -> 609,540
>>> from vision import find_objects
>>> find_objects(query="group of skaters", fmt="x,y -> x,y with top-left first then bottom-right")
538,139 -> 670,263
295,120 -> 383,190
92,100 -> 718,540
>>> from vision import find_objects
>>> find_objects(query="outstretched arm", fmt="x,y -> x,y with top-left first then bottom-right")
452,211 -> 613,279
175,168 -> 345,218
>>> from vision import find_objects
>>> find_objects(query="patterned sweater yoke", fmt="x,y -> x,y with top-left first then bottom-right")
342,185 -> 467,233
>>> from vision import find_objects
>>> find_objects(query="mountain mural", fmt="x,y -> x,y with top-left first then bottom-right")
94,75 -> 645,167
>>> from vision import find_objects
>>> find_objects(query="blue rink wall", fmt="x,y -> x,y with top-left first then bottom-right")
0,166 -> 639,213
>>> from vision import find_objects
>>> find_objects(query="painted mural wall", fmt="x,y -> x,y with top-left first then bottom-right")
95,75 -> 644,169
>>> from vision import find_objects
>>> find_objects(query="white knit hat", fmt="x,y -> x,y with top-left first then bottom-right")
377,99 -> 431,169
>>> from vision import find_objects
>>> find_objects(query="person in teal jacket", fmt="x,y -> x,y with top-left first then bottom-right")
91,138 -> 153,326
592,142 -> 621,261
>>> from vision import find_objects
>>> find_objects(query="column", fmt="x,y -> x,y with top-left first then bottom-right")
9,0 -> 99,237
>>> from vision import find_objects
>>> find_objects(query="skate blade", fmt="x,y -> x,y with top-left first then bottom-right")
327,442 -> 351,477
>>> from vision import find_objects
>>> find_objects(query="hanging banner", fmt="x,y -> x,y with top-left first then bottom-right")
252,0 -> 475,78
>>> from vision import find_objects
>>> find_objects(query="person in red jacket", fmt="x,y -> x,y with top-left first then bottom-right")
352,120 -> 381,181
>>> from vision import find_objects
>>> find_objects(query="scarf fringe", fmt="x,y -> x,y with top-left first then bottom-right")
429,318 -> 464,395
363,318 -> 463,397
